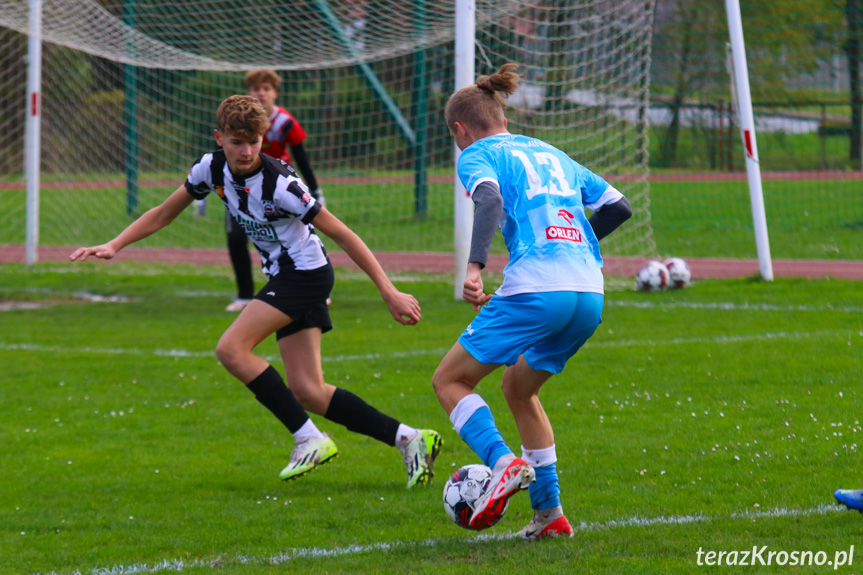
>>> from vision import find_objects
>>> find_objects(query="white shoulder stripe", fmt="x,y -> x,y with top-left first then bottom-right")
469,177 -> 499,196
584,185 -> 624,211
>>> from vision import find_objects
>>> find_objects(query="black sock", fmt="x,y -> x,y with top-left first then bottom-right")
324,387 -> 400,446
227,218 -> 255,299
246,365 -> 309,434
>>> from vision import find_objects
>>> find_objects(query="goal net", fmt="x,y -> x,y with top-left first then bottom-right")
0,0 -> 655,261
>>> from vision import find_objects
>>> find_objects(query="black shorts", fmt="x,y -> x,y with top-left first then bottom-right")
254,263 -> 335,340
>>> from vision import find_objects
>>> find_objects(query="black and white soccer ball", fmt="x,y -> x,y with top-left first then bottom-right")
663,257 -> 692,289
443,464 -> 496,530
635,260 -> 670,292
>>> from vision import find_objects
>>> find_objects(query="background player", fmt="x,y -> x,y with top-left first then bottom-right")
431,64 -> 632,538
71,95 -> 441,489
222,69 -> 325,312
835,489 -> 863,512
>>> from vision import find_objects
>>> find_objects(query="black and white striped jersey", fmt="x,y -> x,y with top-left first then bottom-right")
185,150 -> 328,277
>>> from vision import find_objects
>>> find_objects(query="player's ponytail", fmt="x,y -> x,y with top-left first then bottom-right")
476,63 -> 520,107
445,63 -> 521,133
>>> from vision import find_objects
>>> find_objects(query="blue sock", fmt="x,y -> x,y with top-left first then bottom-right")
458,406 -> 513,469
529,463 -> 561,511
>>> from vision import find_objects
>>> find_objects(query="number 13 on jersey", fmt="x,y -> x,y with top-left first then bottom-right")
511,150 -> 577,200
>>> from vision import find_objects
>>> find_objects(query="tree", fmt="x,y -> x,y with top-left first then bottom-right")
651,0 -> 845,168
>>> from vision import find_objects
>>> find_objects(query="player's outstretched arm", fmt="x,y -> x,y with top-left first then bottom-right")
70,185 -> 195,261
310,207 -> 421,325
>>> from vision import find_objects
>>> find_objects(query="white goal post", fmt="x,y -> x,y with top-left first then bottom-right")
453,0 -> 474,300
725,0 -> 773,281
25,0 -> 41,265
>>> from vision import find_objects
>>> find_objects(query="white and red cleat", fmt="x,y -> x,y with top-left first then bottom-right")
517,506 -> 575,541
468,456 -> 535,530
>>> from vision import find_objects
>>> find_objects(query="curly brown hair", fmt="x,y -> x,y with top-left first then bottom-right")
216,95 -> 270,139
445,63 -> 520,133
244,69 -> 281,92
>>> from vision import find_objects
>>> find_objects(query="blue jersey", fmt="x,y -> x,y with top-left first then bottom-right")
458,133 -> 623,296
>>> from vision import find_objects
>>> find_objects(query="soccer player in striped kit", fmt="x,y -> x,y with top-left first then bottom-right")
432,64 -> 632,538
223,69 -> 325,313
71,95 -> 442,488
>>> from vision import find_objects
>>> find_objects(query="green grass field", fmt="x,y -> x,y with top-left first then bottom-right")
2,262 -> 862,574
649,178 -> 863,260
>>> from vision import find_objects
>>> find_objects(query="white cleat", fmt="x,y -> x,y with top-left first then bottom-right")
398,429 -> 443,488
279,435 -> 339,481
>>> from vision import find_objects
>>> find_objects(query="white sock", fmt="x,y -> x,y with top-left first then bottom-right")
395,423 -> 418,447
521,445 -> 557,468
293,418 -> 325,439
449,394 -> 489,434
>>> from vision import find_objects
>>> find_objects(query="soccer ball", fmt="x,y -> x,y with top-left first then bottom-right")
663,257 -> 692,289
443,464 -> 497,530
635,260 -> 670,292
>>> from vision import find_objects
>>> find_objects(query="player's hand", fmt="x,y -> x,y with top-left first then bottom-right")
463,264 -> 493,311
383,290 -> 422,325
69,244 -> 117,261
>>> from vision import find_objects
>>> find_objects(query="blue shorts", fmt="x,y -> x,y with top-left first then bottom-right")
458,291 -> 604,374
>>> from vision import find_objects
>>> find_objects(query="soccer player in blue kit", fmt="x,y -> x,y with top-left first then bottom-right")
432,64 -> 632,539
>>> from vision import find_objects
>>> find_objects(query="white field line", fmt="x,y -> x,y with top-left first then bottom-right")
39,503 -> 843,575
4,286 -> 862,313
607,299 -> 863,314
1,329 -> 853,363
584,329 -> 853,349
0,342 -> 448,364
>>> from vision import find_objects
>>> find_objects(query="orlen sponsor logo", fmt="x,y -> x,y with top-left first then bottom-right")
546,226 -> 582,242
545,209 -> 582,242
